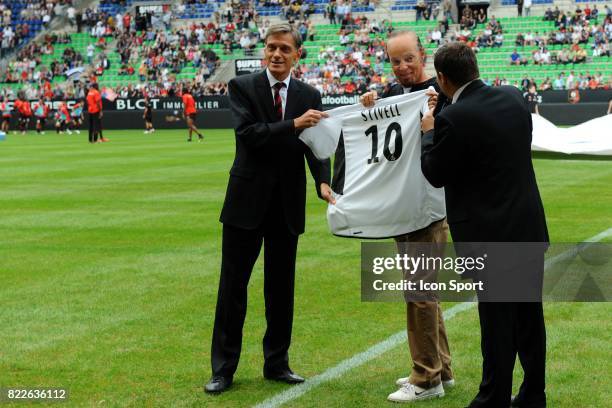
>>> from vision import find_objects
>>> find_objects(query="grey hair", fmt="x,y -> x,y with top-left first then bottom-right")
264,23 -> 302,49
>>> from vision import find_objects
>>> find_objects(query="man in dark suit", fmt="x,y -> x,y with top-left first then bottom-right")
420,42 -> 549,408
360,31 -> 455,403
205,23 -> 334,394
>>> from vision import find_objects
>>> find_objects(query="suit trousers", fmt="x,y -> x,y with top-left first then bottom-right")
394,219 -> 453,388
468,301 -> 546,408
210,207 -> 299,378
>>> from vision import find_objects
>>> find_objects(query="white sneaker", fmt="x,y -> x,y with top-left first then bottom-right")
396,377 -> 455,389
76,130 -> 81,134
67,129 -> 73,135
388,382 -> 444,403
442,379 -> 455,388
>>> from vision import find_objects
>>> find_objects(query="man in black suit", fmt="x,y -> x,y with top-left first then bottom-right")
205,23 -> 334,394
420,42 -> 549,408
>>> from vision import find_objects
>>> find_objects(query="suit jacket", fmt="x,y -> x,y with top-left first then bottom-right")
220,70 -> 331,235
421,80 -> 549,243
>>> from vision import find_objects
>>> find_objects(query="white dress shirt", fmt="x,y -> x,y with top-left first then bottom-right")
266,68 -> 291,119
452,79 -> 478,104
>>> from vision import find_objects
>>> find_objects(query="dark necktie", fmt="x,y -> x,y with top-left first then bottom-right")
273,82 -> 286,121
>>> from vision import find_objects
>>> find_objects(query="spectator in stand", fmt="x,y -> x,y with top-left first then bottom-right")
431,26 -> 442,45
326,1 -> 337,24
415,0 -> 427,22
493,32 -> 503,47
571,43 -> 587,63
557,48 -> 569,64
460,6 -> 476,30
540,48 -> 551,64
532,49 -> 542,65
540,77 -> 552,91
524,0 -> 532,18
510,49 -> 527,65
523,84 -> 541,114
543,7 -> 554,22
553,74 -> 565,90
476,9 -> 486,25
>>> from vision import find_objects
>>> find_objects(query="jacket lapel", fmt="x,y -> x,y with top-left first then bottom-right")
284,77 -> 302,120
255,70 -> 276,122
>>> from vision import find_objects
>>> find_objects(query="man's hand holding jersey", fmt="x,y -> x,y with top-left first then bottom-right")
320,183 -> 336,205
293,109 -> 335,204
294,109 -> 329,130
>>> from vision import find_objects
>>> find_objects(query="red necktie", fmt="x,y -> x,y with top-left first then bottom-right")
273,82 -> 285,121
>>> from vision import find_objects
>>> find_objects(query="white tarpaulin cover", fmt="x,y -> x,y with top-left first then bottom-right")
532,114 -> 612,156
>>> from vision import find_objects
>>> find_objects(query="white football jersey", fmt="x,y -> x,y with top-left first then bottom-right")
300,90 -> 446,238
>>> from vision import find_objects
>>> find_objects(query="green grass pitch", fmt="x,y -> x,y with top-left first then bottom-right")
0,130 -> 610,407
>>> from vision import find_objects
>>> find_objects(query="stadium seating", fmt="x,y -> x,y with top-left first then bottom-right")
501,0 -> 553,5
256,0 -> 375,18
1,9 -> 609,97
470,16 -> 611,84
1,0 -> 51,50
175,0 -> 225,19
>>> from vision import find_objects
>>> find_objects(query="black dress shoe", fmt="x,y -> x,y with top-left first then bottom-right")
511,395 -> 546,408
264,368 -> 305,384
204,376 -> 233,393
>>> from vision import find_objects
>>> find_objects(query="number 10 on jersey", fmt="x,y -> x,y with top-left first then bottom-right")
365,122 -> 403,164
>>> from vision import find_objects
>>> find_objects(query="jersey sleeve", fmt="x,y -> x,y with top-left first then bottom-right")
299,107 -> 346,160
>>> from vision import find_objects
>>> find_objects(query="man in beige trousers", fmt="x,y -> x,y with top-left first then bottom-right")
360,31 -> 454,403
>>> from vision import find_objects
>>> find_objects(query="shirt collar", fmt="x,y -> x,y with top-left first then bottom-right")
452,79 -> 477,104
266,68 -> 291,90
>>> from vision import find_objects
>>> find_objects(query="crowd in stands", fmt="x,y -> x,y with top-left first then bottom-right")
483,71 -> 608,92
414,0 -> 451,23
1,32 -> 79,85
0,0 -> 68,57
1,0 -> 611,100
293,14 -> 394,96
509,10 -> 610,67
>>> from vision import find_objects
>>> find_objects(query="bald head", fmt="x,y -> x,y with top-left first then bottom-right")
386,31 -> 429,87
387,31 -> 423,49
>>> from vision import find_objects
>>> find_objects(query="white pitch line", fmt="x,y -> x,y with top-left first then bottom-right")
252,301 -> 475,408
252,228 -> 612,408
584,228 -> 612,242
